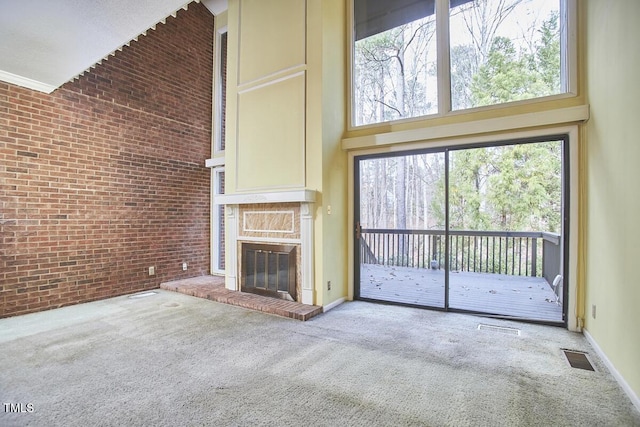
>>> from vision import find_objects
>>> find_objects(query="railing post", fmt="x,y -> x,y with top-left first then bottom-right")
531,238 -> 537,277
431,235 -> 439,269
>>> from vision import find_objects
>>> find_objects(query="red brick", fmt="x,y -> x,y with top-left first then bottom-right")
0,3 -> 214,318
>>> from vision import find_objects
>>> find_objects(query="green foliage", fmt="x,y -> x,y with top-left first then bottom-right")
486,142 -> 562,232
470,36 -> 547,106
469,12 -> 561,107
432,142 -> 562,233
440,11 -> 563,233
361,7 -> 564,234
536,11 -> 561,91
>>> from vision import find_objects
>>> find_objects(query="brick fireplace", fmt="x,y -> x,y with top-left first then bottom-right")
213,191 -> 316,305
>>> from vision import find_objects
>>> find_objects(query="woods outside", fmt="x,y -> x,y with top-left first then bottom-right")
356,0 -> 563,236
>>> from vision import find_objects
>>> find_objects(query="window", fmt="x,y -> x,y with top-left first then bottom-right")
213,168 -> 226,272
352,0 -> 574,126
212,27 -> 227,273
353,1 -> 439,125
214,31 -> 228,153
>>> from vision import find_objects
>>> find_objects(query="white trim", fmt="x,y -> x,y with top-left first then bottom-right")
565,0 -> 579,97
0,70 -> 57,94
300,202 -> 315,305
342,105 -> 589,150
234,182 -> 308,194
205,157 -> 225,168
323,297 -> 346,313
583,329 -> 640,414
347,125 -> 581,332
225,205 -> 239,291
214,189 -> 316,205
237,66 -> 307,94
237,236 -> 301,245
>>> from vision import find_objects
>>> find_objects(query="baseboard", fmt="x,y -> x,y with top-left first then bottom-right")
584,329 -> 640,414
323,297 -> 346,313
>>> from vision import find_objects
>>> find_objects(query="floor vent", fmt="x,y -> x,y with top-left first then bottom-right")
128,291 -> 158,299
563,350 -> 595,371
477,324 -> 521,336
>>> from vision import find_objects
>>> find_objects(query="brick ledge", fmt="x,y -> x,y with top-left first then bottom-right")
160,276 -> 323,321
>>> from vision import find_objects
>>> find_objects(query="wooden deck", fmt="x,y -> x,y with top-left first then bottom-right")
359,264 -> 563,322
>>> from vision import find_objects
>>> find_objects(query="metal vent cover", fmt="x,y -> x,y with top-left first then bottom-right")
477,324 -> 521,336
562,349 -> 595,371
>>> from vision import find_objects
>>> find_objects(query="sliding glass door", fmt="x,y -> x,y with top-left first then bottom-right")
355,138 -> 567,324
355,151 -> 446,309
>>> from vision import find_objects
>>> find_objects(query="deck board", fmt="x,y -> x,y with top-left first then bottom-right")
359,264 -> 563,322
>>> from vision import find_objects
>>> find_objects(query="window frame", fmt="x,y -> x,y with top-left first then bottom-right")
348,0 -> 578,130
213,27 -> 228,155
211,20 -> 228,274
211,166 -> 226,274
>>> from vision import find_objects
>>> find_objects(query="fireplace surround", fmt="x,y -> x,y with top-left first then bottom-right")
213,190 -> 316,305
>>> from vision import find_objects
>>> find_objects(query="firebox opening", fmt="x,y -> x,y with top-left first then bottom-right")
241,243 -> 297,301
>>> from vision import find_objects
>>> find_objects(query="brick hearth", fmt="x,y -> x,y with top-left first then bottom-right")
160,276 -> 323,321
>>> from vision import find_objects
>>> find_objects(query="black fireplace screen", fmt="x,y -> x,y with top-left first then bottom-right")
241,243 -> 297,301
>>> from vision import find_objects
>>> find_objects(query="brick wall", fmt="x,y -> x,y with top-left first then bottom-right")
0,3 -> 214,317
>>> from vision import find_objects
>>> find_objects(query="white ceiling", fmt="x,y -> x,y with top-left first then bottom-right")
0,0 -> 227,93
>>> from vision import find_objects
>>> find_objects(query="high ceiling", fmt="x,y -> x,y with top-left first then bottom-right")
0,0 -> 227,93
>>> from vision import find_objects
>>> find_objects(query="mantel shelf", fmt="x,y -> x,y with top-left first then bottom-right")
213,190 -> 316,205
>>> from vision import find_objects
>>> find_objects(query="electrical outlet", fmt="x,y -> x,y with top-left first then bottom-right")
592,304 -> 596,319
327,281 -> 331,291
182,262 -> 188,271
148,266 -> 155,276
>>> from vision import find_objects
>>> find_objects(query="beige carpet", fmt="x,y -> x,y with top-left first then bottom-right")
1,290 -> 638,426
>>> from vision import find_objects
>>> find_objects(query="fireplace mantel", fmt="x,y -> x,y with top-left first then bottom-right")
213,190 -> 316,205
217,190 -> 316,306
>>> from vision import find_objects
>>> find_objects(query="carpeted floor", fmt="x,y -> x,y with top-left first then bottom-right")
1,290 -> 638,426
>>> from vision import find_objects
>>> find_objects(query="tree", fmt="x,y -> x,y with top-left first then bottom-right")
354,18 -> 436,125
470,36 -> 548,106
450,0 -> 562,109
536,11 -> 561,93
359,6 -> 564,235
485,142 -> 562,232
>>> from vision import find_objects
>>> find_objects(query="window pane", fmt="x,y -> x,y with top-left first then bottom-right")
215,169 -> 225,271
220,32 -> 227,151
450,0 -> 564,110
353,2 -> 438,126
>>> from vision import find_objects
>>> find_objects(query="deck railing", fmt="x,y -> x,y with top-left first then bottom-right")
360,228 -> 560,283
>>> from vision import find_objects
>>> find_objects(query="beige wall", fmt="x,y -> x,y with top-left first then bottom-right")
221,0 -> 639,407
230,0 -> 307,192
225,0 -> 347,306
584,0 -> 640,402
315,0 -> 348,307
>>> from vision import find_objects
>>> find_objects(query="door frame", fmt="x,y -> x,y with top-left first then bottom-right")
347,125 -> 580,330
353,147 -> 450,309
